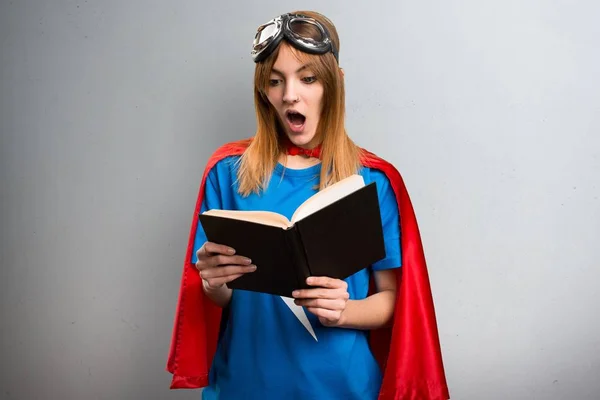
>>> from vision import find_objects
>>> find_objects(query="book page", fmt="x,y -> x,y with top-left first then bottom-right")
202,209 -> 292,229
291,174 -> 365,223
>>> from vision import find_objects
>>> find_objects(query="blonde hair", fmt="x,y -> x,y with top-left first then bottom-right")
237,10 -> 362,196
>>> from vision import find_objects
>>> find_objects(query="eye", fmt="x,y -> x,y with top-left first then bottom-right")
301,76 -> 317,84
269,79 -> 282,87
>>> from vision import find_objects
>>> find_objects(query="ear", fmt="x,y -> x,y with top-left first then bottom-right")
339,68 -> 345,78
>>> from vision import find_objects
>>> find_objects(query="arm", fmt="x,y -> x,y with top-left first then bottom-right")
293,170 -> 401,329
192,166 -> 256,307
197,242 -> 256,308
337,269 -> 397,329
293,269 -> 397,329
203,279 -> 233,308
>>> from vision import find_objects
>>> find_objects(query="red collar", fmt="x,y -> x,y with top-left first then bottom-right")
285,142 -> 322,159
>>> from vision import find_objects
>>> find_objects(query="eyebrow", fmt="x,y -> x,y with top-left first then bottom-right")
271,65 -> 311,75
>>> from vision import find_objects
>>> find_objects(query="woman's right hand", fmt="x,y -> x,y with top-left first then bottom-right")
195,241 -> 257,289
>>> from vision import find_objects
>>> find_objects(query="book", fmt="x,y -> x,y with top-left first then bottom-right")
198,174 -> 386,297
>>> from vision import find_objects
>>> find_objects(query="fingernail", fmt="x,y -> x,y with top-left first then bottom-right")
228,248 -> 236,255
244,258 -> 252,264
292,290 -> 299,297
249,264 -> 257,270
306,277 -> 314,284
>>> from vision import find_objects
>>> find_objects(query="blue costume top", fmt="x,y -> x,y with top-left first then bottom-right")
192,157 -> 402,400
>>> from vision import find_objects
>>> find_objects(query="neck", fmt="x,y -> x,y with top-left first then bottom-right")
279,136 -> 323,168
278,154 -> 321,169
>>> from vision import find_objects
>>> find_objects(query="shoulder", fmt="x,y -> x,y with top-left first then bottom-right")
357,147 -> 407,195
203,138 -> 252,175
206,138 -> 252,166
212,138 -> 253,156
358,148 -> 400,184
358,148 -> 400,177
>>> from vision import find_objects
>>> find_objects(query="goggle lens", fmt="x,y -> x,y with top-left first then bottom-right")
256,22 -> 278,45
289,19 -> 325,42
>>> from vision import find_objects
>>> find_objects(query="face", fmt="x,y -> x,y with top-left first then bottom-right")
266,44 -> 324,149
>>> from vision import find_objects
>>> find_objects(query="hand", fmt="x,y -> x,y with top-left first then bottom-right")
292,277 -> 350,327
195,242 -> 256,289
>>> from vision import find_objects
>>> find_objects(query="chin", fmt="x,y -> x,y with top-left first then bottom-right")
286,131 -> 317,148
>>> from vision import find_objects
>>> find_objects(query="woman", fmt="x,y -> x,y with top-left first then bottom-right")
167,11 -> 449,400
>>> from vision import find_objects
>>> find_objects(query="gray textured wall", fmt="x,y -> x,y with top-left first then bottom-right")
1,1 -> 599,399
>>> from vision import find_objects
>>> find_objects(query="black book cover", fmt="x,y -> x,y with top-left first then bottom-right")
198,182 -> 386,297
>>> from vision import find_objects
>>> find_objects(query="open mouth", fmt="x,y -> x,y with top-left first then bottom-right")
285,110 -> 306,132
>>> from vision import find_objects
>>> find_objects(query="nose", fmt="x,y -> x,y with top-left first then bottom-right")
282,82 -> 299,104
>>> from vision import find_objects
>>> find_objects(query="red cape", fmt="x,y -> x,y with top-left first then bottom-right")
167,139 -> 450,399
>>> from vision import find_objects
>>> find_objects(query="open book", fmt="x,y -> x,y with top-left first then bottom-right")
198,174 -> 386,297
202,174 -> 366,228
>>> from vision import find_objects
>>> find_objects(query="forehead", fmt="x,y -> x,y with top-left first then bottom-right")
271,43 -> 312,74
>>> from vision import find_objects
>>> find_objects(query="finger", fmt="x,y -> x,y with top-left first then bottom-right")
305,276 -> 347,290
198,254 -> 252,269
294,298 -> 346,310
306,307 -> 341,321
205,273 -> 244,288
195,259 -> 214,272
211,254 -> 253,267
197,243 -> 228,261
201,242 -> 236,257
292,288 -> 349,300
200,264 -> 256,279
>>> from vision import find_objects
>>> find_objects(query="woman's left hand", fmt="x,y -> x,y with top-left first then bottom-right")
292,276 -> 350,327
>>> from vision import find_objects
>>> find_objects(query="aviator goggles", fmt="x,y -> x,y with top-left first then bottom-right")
251,13 -> 339,63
